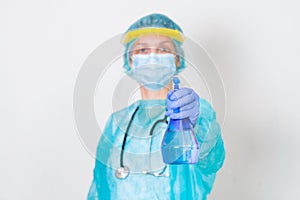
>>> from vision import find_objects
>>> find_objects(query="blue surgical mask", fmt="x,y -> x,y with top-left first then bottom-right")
127,53 -> 176,91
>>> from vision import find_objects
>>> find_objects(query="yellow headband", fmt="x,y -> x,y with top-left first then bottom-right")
121,27 -> 184,44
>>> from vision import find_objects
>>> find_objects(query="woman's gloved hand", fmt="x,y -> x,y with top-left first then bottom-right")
166,88 -> 200,127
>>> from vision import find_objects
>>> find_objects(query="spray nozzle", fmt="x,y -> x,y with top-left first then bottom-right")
173,77 -> 180,113
173,77 -> 180,91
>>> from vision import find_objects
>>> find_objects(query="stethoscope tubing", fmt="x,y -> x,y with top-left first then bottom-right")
120,106 -> 140,168
116,105 -> 168,179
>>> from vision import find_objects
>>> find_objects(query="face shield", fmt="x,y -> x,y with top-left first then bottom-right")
122,27 -> 185,75
120,27 -> 186,91
74,13 -> 226,174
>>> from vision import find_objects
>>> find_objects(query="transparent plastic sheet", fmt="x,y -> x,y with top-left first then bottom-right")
73,14 -> 226,200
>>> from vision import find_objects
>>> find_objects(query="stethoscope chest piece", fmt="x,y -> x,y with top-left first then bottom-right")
115,166 -> 130,179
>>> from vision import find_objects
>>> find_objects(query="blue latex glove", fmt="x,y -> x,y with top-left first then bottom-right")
166,88 -> 200,127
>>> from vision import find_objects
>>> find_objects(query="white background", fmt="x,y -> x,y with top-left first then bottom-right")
1,0 -> 300,199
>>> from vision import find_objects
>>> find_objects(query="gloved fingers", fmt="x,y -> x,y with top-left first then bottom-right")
167,90 -> 174,99
167,108 -> 199,121
165,109 -> 173,116
180,96 -> 200,111
178,98 -> 199,112
189,114 -> 199,125
166,98 -> 200,121
184,104 -> 200,118
167,91 -> 196,109
168,110 -> 190,119
169,88 -> 193,101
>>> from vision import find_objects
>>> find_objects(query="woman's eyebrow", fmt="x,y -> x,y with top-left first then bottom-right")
133,43 -> 148,46
159,41 -> 173,45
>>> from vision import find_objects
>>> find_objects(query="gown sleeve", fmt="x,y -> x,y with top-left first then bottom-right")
87,114 -> 114,199
193,98 -> 226,193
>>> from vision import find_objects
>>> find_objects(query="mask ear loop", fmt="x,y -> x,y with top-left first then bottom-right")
172,39 -> 185,74
128,42 -> 135,66
123,39 -> 138,74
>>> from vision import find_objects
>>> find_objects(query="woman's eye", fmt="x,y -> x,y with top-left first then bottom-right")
138,48 -> 151,54
132,48 -> 151,55
132,47 -> 174,55
157,47 -> 171,53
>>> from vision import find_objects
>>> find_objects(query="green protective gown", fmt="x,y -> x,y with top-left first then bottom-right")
87,98 -> 225,200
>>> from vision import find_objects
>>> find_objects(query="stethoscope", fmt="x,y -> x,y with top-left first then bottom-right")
115,105 -> 169,179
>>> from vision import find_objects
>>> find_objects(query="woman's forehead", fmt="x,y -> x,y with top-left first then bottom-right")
133,35 -> 174,47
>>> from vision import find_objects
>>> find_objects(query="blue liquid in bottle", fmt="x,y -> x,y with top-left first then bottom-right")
161,77 -> 200,164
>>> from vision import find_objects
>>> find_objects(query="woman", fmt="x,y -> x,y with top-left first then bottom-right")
88,13 -> 225,200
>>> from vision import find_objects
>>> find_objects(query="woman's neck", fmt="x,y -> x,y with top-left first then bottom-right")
140,82 -> 172,100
